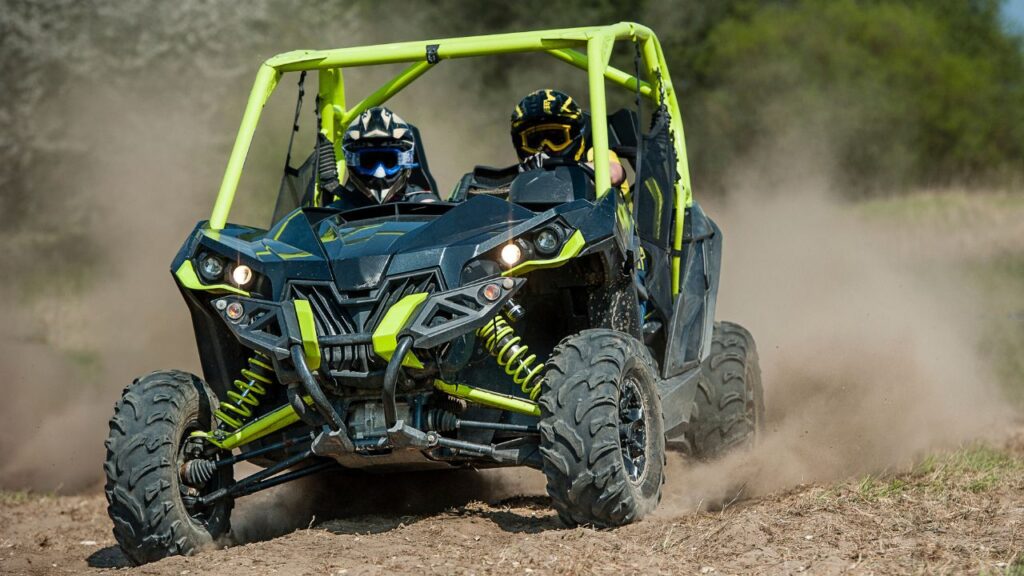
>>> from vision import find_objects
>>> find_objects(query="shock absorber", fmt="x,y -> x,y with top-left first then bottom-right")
476,315 -> 545,400
215,352 -> 275,430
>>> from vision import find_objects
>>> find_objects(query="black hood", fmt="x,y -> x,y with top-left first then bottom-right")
318,196 -> 535,292
173,193 -> 610,302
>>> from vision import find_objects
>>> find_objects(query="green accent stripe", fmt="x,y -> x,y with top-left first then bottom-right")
501,230 -> 585,277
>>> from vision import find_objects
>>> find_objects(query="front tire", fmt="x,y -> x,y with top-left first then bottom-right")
103,370 -> 233,565
539,329 -> 665,527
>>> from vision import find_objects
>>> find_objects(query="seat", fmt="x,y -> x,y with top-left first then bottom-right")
405,124 -> 438,193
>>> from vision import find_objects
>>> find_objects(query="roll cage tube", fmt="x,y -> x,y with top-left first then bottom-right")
209,22 -> 693,294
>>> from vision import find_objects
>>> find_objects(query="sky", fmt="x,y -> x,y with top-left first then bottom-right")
1005,0 -> 1024,30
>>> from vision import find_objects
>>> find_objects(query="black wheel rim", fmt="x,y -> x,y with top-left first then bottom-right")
619,375 -> 648,484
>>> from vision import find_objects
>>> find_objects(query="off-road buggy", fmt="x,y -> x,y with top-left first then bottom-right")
104,23 -> 764,564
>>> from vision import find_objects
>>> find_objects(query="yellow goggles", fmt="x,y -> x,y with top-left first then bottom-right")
516,123 -> 576,154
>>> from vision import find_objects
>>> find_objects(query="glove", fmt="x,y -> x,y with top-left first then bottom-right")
518,152 -> 549,172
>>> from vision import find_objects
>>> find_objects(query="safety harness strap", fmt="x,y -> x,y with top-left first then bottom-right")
281,71 -> 307,178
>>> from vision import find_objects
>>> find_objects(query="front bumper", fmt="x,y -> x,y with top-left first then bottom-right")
209,276 -> 527,368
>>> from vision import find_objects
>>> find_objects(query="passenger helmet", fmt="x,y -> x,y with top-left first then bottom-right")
510,89 -> 587,161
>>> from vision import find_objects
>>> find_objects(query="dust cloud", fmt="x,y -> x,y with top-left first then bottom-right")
0,86 -> 225,492
659,165 -> 1011,513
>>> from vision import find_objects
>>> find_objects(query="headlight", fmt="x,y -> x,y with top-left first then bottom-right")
500,243 -> 523,267
231,264 -> 254,287
534,227 -> 561,255
198,254 -> 225,281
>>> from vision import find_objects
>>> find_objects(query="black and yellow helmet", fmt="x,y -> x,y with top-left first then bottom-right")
510,89 -> 588,161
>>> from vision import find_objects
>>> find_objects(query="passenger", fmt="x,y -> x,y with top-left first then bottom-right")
513,90 -> 650,327
329,106 -> 438,210
510,89 -> 627,191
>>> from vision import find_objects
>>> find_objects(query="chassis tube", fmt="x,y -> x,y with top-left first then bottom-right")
291,345 -> 344,430
287,383 -> 320,428
383,336 -> 414,427
200,450 -> 339,505
215,435 -> 311,469
457,420 -> 539,434
431,436 -> 541,468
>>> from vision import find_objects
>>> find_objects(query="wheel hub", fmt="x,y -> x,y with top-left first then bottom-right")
177,425 -> 223,523
618,376 -> 648,484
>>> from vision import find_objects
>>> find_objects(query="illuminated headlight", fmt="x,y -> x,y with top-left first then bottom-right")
231,264 -> 253,287
198,254 -> 225,281
534,227 -> 561,255
500,243 -> 523,267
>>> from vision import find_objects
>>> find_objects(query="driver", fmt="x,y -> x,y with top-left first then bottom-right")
510,89 -> 627,191
329,106 -> 438,210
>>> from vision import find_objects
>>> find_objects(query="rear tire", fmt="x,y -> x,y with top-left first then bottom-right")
688,322 -> 764,459
539,329 -> 665,527
104,370 -> 233,565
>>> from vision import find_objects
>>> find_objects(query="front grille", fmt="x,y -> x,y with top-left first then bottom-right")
287,271 -> 444,375
290,283 -> 371,374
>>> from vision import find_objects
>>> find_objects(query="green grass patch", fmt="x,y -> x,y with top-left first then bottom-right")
850,444 -> 1023,500
856,474 -> 911,501
916,444 -> 1022,494
0,490 -> 39,505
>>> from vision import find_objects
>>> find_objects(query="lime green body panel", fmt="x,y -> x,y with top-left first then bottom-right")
293,299 -> 322,371
371,292 -> 427,369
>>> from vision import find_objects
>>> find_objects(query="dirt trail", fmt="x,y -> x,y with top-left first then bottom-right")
4,435 -> 1024,576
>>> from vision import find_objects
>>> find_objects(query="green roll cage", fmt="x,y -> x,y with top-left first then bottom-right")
210,22 -> 693,294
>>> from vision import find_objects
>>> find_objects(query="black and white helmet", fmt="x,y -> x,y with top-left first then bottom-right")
342,107 -> 418,204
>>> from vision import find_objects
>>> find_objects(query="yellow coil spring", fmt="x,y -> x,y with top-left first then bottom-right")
215,352 -> 275,430
476,316 -> 544,400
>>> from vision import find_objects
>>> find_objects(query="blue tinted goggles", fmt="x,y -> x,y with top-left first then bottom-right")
344,147 -> 418,177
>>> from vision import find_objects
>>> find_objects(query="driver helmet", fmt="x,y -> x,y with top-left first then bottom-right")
510,89 -> 588,161
342,106 -> 418,204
